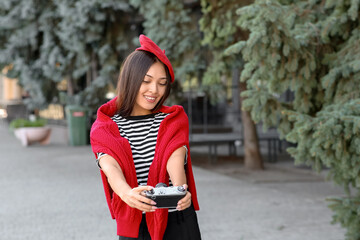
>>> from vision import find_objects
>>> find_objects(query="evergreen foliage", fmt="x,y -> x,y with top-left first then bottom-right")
0,0 -> 136,111
199,0 -> 249,102
200,0 -> 265,170
0,0 -> 60,109
130,0 -> 206,99
225,0 -> 360,238
55,0 -> 135,109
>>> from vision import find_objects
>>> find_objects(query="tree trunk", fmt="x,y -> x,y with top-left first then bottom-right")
67,75 -> 74,97
232,67 -> 240,125
86,69 -> 91,88
239,81 -> 264,170
67,61 -> 75,97
90,52 -> 98,87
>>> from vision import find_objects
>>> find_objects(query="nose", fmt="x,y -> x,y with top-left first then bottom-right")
149,82 -> 158,94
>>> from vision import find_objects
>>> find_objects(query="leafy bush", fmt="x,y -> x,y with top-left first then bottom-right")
9,118 -> 47,129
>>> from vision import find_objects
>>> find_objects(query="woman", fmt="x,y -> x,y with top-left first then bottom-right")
90,35 -> 201,240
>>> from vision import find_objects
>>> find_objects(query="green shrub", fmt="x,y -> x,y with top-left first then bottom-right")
9,118 -> 47,129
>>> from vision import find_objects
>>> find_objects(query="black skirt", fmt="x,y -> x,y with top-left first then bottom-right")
118,205 -> 201,240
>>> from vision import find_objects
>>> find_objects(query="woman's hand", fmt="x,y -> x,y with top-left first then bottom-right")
176,184 -> 192,211
98,155 -> 157,212
120,185 -> 158,212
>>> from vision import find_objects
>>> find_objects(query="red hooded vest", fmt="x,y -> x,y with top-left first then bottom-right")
90,98 -> 200,239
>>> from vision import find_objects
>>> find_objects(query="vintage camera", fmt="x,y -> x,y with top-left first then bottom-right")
145,183 -> 187,208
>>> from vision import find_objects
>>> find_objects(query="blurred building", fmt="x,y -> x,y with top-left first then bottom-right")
0,66 -> 27,121
1,66 -> 66,122
0,66 -> 23,106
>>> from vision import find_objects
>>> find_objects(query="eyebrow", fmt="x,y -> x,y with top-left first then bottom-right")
145,74 -> 167,80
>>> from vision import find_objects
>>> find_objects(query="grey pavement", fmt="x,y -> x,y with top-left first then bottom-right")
0,121 -> 346,240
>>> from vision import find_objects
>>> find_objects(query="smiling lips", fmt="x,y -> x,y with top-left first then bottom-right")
144,95 -> 156,103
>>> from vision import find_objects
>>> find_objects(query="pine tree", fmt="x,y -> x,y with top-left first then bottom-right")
130,0 -> 205,85
0,0 -> 60,110
55,0 -> 135,110
129,0 -> 208,112
199,0 -> 264,170
225,0 -> 360,238
0,0 -> 137,111
132,1 -> 265,169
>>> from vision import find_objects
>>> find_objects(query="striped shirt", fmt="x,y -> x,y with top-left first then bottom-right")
97,112 -> 187,186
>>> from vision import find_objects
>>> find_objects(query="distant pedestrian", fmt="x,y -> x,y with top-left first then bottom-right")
90,34 -> 201,240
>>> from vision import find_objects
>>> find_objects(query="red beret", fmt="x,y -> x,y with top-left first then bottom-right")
136,34 -> 175,83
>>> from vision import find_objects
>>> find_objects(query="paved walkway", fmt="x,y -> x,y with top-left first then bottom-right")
0,121 -> 346,240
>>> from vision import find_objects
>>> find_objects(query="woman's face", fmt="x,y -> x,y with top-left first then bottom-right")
131,61 -> 168,116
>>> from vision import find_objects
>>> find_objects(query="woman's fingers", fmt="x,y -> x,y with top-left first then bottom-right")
129,198 -> 157,212
123,186 -> 157,212
176,184 -> 191,211
134,186 -> 157,204
123,184 -> 193,212
176,191 -> 191,211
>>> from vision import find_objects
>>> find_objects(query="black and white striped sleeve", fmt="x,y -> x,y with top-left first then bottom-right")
96,152 -> 108,168
183,145 -> 188,165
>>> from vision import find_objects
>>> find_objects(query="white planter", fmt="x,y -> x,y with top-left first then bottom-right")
14,127 -> 51,147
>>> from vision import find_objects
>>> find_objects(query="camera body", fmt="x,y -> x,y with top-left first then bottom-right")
145,183 -> 186,208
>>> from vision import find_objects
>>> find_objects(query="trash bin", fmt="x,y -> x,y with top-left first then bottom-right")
65,105 -> 88,146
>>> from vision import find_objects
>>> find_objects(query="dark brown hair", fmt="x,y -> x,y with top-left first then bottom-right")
116,50 -> 171,117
